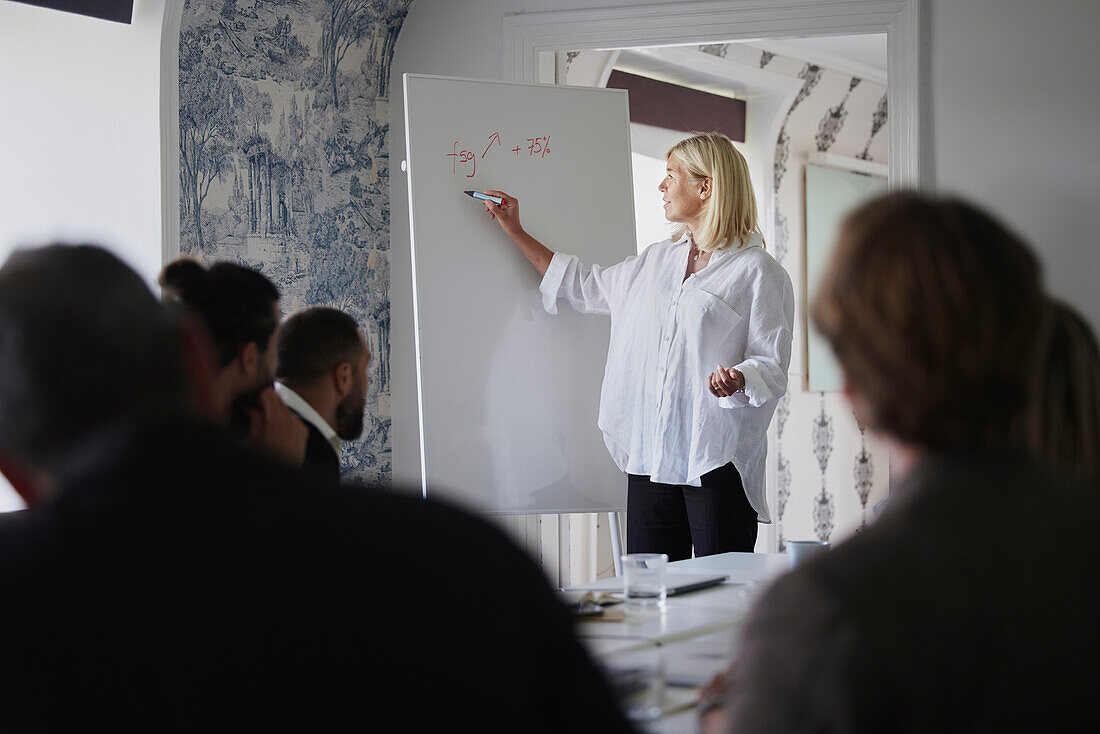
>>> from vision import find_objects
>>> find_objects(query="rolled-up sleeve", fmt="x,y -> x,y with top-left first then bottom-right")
726,325 -> 793,408
539,252 -> 638,316
721,267 -> 795,409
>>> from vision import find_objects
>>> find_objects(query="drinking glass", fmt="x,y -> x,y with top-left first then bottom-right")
621,553 -> 668,615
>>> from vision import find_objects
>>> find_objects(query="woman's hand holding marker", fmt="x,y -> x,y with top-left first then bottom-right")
482,190 -> 524,238
478,189 -> 554,276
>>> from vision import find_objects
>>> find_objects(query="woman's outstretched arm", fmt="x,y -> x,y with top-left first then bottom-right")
483,190 -> 554,275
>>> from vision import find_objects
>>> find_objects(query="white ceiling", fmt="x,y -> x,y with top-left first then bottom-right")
610,33 -> 888,100
757,34 -> 886,73
612,29 -> 887,101
600,31 -> 888,114
748,33 -> 887,81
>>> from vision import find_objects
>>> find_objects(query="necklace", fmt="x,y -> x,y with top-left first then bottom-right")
693,252 -> 699,262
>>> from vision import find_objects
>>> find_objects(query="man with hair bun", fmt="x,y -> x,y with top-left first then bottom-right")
160,257 -> 308,467
275,306 -> 371,487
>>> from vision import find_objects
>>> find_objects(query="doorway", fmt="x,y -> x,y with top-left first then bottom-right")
497,1 -> 919,582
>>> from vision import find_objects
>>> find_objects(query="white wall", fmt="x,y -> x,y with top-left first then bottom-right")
0,0 -> 171,510
0,0 -> 168,283
632,148 -> 674,252
929,0 -> 1100,332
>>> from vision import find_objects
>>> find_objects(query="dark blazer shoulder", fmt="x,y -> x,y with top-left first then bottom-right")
290,410 -> 340,487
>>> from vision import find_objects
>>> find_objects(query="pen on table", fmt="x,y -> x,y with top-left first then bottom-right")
464,190 -> 504,205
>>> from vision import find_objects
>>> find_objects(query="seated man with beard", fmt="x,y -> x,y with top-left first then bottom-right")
160,257 -> 307,467
275,306 -> 371,486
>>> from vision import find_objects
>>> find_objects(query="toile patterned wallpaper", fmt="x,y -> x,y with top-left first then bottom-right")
699,42 -> 891,549
179,0 -> 411,483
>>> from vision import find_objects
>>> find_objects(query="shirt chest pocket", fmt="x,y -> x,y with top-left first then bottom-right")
682,288 -> 743,342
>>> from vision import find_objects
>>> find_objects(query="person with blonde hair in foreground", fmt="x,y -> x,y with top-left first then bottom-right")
484,132 -> 794,559
705,193 -> 1100,733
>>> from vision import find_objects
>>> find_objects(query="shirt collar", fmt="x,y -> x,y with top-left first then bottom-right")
274,382 -> 341,459
713,231 -> 764,262
677,231 -> 765,252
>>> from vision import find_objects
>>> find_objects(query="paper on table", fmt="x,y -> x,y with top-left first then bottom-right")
558,590 -> 623,606
559,590 -> 626,621
661,687 -> 703,716
662,629 -> 739,687
567,572 -> 729,596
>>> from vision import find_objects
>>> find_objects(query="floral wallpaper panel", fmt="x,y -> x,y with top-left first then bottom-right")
179,0 -> 412,482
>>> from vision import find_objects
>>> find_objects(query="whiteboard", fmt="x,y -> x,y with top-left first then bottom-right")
402,74 -> 636,514
805,163 -> 888,392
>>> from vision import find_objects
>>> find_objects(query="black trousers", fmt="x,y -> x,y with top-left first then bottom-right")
626,462 -> 758,561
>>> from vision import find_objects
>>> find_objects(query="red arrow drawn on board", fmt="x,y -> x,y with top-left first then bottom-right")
483,132 -> 502,158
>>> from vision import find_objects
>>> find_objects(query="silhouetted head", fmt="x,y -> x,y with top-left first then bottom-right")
811,192 -> 1047,451
0,244 -> 189,475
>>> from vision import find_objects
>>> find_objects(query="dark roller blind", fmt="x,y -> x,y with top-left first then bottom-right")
607,70 -> 746,143
9,1 -> 134,24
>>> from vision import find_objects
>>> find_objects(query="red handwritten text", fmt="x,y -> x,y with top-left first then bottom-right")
483,132 -> 502,158
527,136 -> 551,157
447,132 -> 553,175
446,140 -> 477,178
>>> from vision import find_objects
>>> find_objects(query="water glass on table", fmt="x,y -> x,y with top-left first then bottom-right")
603,647 -> 666,723
621,553 -> 668,615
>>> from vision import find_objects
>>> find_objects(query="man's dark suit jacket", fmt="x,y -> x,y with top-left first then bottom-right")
726,450 -> 1100,733
292,409 -> 341,488
0,420 -> 633,732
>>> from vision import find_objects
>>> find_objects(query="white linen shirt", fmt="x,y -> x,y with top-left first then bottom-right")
539,233 -> 794,522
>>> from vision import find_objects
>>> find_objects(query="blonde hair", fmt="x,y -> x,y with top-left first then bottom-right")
667,132 -> 761,252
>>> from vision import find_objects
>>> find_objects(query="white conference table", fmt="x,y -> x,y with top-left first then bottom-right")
566,552 -> 792,733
